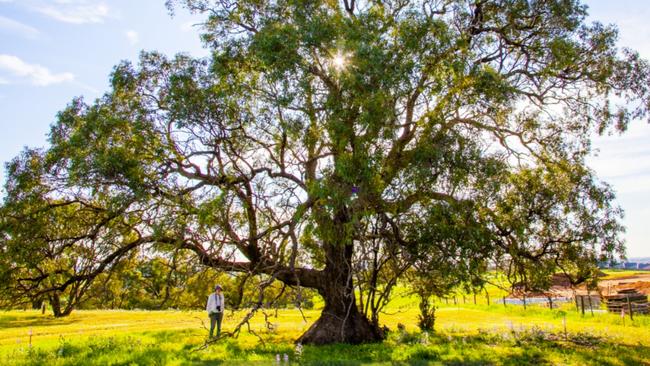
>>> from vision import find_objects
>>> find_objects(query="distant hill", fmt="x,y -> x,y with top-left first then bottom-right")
627,257 -> 650,263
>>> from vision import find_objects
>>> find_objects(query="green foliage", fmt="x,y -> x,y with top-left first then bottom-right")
82,256 -> 316,311
3,1 -> 650,344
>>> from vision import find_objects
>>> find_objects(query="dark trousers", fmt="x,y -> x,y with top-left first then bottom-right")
209,312 -> 223,338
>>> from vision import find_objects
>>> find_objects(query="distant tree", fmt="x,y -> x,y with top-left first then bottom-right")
0,150 -> 160,316
492,165 -> 622,300
404,198 -> 491,331
83,253 -> 232,310
2,0 -> 649,343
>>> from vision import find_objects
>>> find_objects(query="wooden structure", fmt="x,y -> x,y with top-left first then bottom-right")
604,289 -> 649,316
574,294 -> 601,315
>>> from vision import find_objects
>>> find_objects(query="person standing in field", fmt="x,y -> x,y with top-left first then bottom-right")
206,284 -> 225,338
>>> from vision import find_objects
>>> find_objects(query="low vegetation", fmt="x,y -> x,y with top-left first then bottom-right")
2,299 -> 648,365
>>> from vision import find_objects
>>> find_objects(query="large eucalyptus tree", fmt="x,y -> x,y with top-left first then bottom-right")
2,0 -> 649,344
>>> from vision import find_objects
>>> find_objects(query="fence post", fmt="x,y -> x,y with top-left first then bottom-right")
502,296 -> 506,307
627,295 -> 634,321
485,289 -> 490,306
473,293 -> 477,305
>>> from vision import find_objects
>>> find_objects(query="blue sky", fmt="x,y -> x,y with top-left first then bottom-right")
0,1 -> 649,257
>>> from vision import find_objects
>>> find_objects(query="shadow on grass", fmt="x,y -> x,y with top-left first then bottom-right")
0,314 -> 80,329
560,341 -> 650,366
279,331 -> 650,366
444,332 -> 650,366
146,328 -> 200,341
7,327 -> 650,365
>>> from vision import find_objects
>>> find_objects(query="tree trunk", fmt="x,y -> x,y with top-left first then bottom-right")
49,292 -> 74,317
297,242 -> 384,345
62,299 -> 75,317
49,293 -> 63,317
417,294 -> 436,331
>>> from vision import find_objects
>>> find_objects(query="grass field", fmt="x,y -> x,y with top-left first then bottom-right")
601,270 -> 650,280
1,298 -> 649,365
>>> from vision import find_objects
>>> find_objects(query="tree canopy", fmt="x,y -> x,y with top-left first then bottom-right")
2,0 -> 649,344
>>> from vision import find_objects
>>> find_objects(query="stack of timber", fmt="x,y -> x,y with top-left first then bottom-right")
604,289 -> 649,315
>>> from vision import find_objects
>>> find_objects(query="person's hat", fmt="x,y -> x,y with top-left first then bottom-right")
215,284 -> 222,290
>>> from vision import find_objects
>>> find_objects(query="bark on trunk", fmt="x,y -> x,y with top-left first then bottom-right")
31,298 -> 43,310
49,292 -> 74,317
49,293 -> 63,317
297,242 -> 385,345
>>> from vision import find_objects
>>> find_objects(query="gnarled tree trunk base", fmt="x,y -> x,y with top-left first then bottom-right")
297,309 -> 385,345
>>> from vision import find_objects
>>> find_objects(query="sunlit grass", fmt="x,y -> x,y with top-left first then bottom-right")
601,269 -> 650,280
1,299 -> 649,365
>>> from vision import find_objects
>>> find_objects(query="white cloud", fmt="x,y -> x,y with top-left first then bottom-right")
0,15 -> 40,39
33,1 -> 109,24
0,76 -> 9,84
125,30 -> 138,45
0,54 -> 74,86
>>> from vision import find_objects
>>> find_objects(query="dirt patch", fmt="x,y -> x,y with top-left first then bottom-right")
613,281 -> 650,295
551,274 -> 573,287
606,274 -> 650,281
509,272 -> 650,298
542,272 -> 650,297
597,273 -> 650,296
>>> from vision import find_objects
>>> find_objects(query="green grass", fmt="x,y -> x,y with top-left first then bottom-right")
1,301 -> 649,365
601,270 -> 650,280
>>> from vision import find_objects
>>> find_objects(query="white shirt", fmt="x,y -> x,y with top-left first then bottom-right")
206,292 -> 225,314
